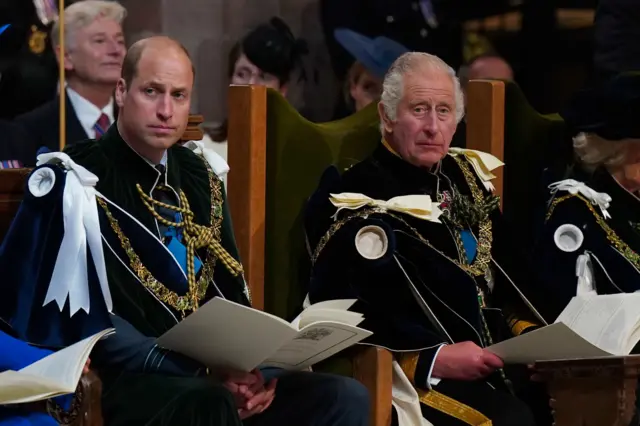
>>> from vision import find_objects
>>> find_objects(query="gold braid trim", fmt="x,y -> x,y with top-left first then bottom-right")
451,156 -> 493,277
547,193 -> 640,271
311,207 -> 483,278
136,185 -> 243,278
399,351 -> 494,425
312,157 -> 493,278
545,194 -> 574,220
96,161 -> 237,315
99,197 -> 213,315
419,389 -> 493,426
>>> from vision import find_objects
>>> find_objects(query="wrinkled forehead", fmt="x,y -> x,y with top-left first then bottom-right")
402,68 -> 455,102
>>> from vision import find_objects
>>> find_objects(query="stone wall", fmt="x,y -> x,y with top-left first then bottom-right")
120,0 -> 338,124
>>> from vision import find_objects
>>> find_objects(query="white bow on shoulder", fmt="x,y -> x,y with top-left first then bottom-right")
36,152 -> 112,315
329,193 -> 443,223
448,148 -> 504,192
548,179 -> 612,219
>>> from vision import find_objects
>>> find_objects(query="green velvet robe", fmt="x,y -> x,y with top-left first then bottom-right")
63,125 -> 246,426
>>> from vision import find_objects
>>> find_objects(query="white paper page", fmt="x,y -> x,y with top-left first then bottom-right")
0,370 -> 67,404
486,323 -> 612,364
262,322 -> 372,370
296,309 -> 364,330
303,299 -> 357,312
157,298 -> 297,371
290,299 -> 358,329
556,294 -> 640,355
0,328 -> 114,404
18,329 -> 114,391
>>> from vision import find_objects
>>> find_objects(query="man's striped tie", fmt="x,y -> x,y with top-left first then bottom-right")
94,113 -> 111,137
0,160 -> 23,169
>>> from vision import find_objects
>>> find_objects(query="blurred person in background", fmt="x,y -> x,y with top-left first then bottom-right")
10,0 -> 127,166
193,17 -> 307,188
333,29 -> 408,118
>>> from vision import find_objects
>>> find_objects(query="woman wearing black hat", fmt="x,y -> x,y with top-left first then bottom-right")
204,17 -> 307,166
532,74 -> 640,323
229,17 -> 307,96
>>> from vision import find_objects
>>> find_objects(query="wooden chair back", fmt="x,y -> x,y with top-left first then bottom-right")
465,80 -> 506,205
227,85 -> 379,316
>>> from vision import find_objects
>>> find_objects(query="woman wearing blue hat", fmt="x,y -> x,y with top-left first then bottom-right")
533,74 -> 640,323
334,29 -> 408,115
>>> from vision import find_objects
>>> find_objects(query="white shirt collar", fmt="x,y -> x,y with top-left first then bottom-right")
65,86 -> 115,139
141,151 -> 168,168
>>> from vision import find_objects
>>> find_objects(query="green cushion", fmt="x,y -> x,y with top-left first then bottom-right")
264,90 -> 380,319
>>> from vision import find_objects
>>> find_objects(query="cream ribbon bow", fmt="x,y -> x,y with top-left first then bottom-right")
329,193 -> 443,223
36,152 -> 112,316
448,148 -> 504,191
549,179 -> 612,219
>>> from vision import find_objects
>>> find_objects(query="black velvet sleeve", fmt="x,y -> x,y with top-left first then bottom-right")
488,204 -> 544,335
532,193 -> 620,323
93,315 -> 207,377
305,167 -> 448,382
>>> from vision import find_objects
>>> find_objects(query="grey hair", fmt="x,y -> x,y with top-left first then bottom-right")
51,1 -> 127,50
573,132 -> 627,172
379,52 -> 465,132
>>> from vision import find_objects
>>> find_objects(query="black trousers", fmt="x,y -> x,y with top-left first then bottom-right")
100,368 -> 370,426
246,368 -> 370,426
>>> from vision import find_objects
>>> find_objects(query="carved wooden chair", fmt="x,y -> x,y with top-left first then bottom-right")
0,116 -> 204,426
468,79 -> 640,426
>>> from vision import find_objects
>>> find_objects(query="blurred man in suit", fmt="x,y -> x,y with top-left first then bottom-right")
12,0 -> 126,166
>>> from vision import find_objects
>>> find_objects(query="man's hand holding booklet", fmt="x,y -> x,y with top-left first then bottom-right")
487,293 -> 640,364
157,297 -> 373,372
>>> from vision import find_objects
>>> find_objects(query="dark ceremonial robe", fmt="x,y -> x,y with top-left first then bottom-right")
533,166 -> 640,323
0,125 -> 245,426
305,145 -> 549,426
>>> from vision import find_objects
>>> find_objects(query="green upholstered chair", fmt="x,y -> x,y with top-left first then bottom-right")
264,91 -> 379,319
226,85 -> 392,426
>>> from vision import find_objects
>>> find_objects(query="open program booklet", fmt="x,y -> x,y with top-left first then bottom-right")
157,298 -> 373,371
0,328 -> 115,405
487,293 -> 640,363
